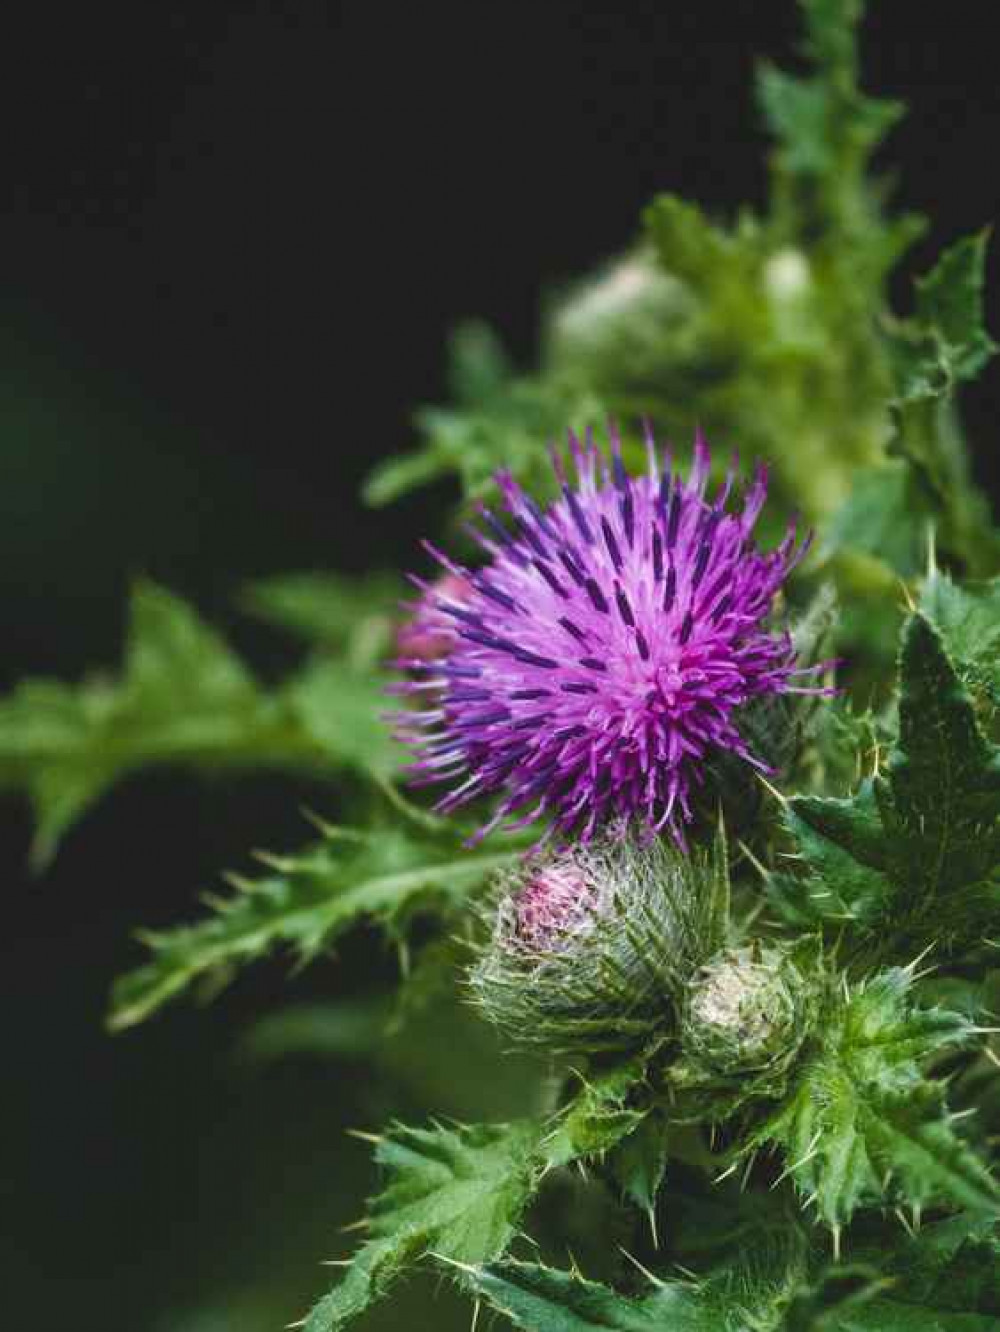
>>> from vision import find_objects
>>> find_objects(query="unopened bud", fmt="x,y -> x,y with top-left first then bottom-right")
470,834 -> 729,1054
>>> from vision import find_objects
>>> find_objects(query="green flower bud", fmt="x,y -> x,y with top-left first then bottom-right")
469,834 -> 729,1055
679,944 -> 812,1083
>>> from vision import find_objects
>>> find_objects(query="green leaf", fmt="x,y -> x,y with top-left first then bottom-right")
283,656 -> 402,779
912,231 -> 997,386
0,579 -> 403,867
820,462 -> 934,579
109,821 -> 516,1030
540,1052 -> 656,1172
456,1223 -> 820,1332
362,321 -> 604,506
608,1112 -> 669,1235
884,234 -> 999,573
302,1120 -> 543,1331
783,782 -> 895,926
238,570 -> 399,659
745,967 -> 990,1228
883,615 -> 1000,900
780,615 -> 1000,942
862,1084 -> 1000,1215
920,569 -> 1000,715
453,1259 -> 717,1332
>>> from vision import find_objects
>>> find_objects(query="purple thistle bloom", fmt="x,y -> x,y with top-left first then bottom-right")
390,426 -> 829,848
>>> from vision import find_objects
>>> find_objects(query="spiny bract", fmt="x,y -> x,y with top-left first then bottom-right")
469,835 -> 727,1053
392,427 -> 826,847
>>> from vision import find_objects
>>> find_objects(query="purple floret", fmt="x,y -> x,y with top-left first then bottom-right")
390,426 -> 829,848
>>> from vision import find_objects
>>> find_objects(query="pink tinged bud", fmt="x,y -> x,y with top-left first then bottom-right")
512,861 -> 596,951
396,572 -> 473,662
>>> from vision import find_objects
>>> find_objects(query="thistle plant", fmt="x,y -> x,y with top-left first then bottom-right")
5,1 -> 1000,1329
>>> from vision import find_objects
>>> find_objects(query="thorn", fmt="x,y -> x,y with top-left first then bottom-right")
771,1131 -> 822,1189
618,1245 -> 666,1288
985,1047 -> 1000,1070
736,839 -> 770,880
831,1225 -> 842,1262
740,1152 -> 756,1192
346,1128 -> 383,1145
470,1298 -> 482,1332
899,579 -> 917,614
320,1258 -> 354,1268
754,772 -> 789,807
430,1252 -> 477,1275
340,1217 -> 370,1234
714,1161 -> 739,1184
903,941 -> 936,976
397,937 -> 411,978
895,1207 -> 916,1240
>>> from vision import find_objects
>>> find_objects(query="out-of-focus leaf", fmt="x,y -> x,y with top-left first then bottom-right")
0,579 -> 408,867
239,570 -> 400,660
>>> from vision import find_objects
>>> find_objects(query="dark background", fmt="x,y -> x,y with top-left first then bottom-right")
1,5 -> 998,1328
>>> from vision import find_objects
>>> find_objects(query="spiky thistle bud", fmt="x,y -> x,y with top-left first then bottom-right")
681,944 -> 809,1077
469,832 -> 729,1054
666,943 -> 818,1119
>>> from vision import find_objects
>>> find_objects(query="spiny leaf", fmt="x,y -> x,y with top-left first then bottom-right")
540,1050 -> 657,1172
302,1120 -> 543,1331
920,569 -> 1000,716
608,1111 -> 669,1235
363,321 -> 603,506
782,781 -> 894,927
780,614 -> 1000,943
744,967 -> 990,1228
109,822 -> 516,1030
455,1225 -> 820,1332
452,1258 -> 717,1332
882,614 -> 1000,900
884,234 -> 999,574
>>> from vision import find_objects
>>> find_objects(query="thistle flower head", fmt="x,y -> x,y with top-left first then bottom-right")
393,426 -> 827,848
470,833 -> 729,1054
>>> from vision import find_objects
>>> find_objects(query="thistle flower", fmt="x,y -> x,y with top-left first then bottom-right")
470,833 -> 729,1053
392,426 -> 828,847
